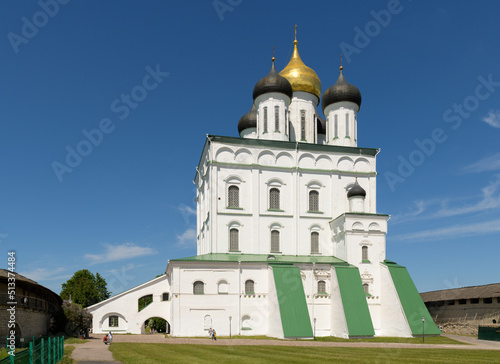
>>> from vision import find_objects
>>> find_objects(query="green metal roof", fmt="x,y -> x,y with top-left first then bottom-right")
271,265 -> 313,338
207,135 -> 379,156
382,261 -> 441,336
336,266 -> 375,337
171,253 -> 348,265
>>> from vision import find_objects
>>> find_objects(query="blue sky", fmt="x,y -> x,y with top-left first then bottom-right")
1,1 -> 499,296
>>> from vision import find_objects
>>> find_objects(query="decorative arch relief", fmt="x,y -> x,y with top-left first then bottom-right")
215,147 -> 235,163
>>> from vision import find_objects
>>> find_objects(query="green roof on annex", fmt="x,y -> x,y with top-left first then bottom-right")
171,253 -> 349,265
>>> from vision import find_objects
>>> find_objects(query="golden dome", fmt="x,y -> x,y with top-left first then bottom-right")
279,30 -> 321,100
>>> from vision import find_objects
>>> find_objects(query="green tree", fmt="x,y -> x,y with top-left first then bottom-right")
60,269 -> 111,308
62,300 -> 92,337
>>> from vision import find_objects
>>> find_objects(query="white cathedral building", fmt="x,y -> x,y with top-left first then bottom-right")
87,34 -> 441,339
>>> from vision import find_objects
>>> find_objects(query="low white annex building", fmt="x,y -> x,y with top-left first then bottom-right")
88,33 -> 440,339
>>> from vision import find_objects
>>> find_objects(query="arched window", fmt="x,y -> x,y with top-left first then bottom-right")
245,279 -> 254,294
229,228 -> 239,251
269,188 -> 280,210
309,190 -> 319,212
363,283 -> 369,294
271,230 -> 280,252
218,280 -> 228,294
275,105 -> 280,131
346,113 -> 350,137
317,280 -> 326,294
311,232 -> 319,254
193,281 -> 204,295
228,185 -> 239,208
362,246 -> 368,261
204,315 -> 212,330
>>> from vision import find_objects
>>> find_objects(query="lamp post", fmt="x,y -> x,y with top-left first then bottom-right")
422,316 -> 425,343
229,316 -> 232,339
313,318 -> 317,340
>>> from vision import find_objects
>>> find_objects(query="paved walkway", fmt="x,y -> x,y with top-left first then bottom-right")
69,333 -> 500,362
69,336 -> 121,364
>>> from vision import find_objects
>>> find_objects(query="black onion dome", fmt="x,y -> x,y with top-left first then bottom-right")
321,67 -> 362,113
316,115 -> 326,135
238,104 -> 257,134
347,179 -> 366,198
253,59 -> 293,101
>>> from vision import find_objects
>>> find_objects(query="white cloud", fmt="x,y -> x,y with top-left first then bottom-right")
482,110 -> 500,128
177,228 -> 197,246
390,200 -> 426,224
18,267 -> 69,282
392,218 -> 500,241
85,243 -> 156,265
433,176 -> 500,218
177,204 -> 196,224
462,153 -> 500,174
392,176 -> 500,224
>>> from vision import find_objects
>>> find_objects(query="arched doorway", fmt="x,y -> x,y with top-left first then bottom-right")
141,317 -> 170,334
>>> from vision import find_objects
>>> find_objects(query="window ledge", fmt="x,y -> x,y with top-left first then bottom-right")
227,207 -> 243,210
241,327 -> 252,330
267,209 -> 284,212
218,292 -> 228,295
307,211 -> 323,214
361,260 -> 371,263
229,250 -> 241,253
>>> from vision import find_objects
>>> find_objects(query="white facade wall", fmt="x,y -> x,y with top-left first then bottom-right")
88,275 -> 171,334
169,262 -> 271,337
196,139 -> 378,256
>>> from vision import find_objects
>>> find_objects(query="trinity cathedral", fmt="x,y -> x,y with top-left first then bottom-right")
88,31 -> 440,339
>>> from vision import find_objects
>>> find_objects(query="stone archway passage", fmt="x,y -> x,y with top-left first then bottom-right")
142,317 -> 170,334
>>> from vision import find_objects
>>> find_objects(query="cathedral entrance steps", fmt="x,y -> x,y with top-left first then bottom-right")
383,261 -> 441,336
335,266 -> 375,337
271,265 -> 313,339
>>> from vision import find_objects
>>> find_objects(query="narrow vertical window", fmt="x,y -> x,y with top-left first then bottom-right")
334,114 -> 338,138
317,280 -> 326,294
345,113 -> 350,137
285,110 -> 288,134
269,188 -> 280,210
229,228 -> 239,251
300,110 -> 306,140
362,246 -> 368,261
271,230 -> 280,252
263,107 -> 268,133
311,232 -> 319,254
274,105 -> 279,131
228,185 -> 239,208
309,190 -> 319,212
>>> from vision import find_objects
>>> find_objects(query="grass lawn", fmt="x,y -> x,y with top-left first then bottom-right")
313,336 -> 463,344
64,337 -> 90,344
109,343 -> 500,364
